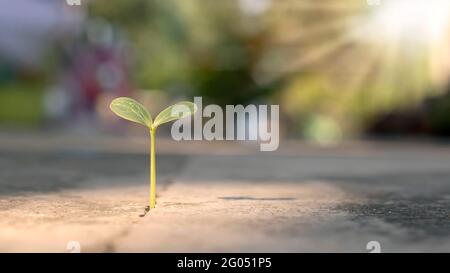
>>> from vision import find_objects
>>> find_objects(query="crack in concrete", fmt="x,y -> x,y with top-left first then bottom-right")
93,176 -> 178,252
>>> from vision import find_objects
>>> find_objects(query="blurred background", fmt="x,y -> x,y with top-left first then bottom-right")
2,0 -> 450,253
1,0 -> 450,144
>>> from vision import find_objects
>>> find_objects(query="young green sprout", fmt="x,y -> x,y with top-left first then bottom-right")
110,97 -> 197,214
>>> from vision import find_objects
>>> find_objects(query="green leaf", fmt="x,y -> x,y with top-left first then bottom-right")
110,97 -> 152,127
153,101 -> 197,128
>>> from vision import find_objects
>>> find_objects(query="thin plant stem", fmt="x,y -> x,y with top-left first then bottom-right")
149,128 -> 156,209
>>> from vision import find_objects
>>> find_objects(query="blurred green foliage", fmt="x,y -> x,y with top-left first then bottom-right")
87,0 -> 450,138
2,0 -> 449,137
89,0 -> 276,105
0,83 -> 44,125
429,92 -> 450,136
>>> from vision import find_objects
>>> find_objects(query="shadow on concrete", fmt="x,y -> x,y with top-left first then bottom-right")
0,150 -> 188,196
219,196 -> 296,201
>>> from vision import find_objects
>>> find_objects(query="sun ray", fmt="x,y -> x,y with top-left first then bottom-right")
265,0 -> 450,120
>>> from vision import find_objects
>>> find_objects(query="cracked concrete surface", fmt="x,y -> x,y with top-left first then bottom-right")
0,133 -> 449,252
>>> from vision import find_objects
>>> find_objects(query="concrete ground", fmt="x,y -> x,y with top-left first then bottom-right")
0,132 -> 449,252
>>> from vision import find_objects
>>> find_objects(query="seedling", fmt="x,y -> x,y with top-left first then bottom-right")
110,97 -> 197,215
